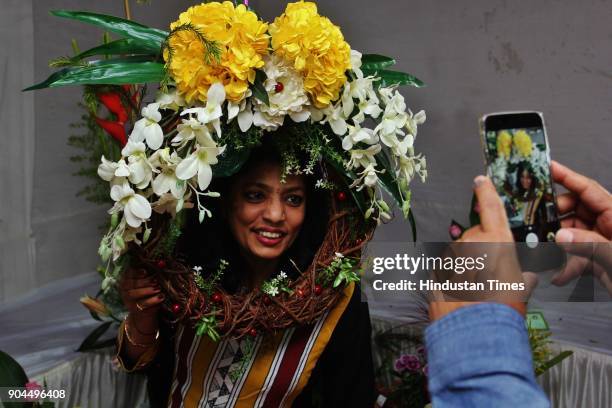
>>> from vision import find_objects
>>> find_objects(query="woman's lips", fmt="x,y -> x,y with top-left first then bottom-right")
253,229 -> 285,246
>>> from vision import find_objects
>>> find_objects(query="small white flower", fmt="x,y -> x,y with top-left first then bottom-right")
156,88 -> 185,111
175,144 -> 226,191
347,144 -> 381,170
335,252 -> 345,259
181,82 -> 226,136
121,140 -> 154,189
342,124 -> 378,151
350,163 -> 382,190
279,271 -> 288,279
98,156 -> 129,187
172,117 -> 216,148
108,183 -> 152,228
130,103 -> 164,150
193,266 -> 203,274
267,286 -> 279,296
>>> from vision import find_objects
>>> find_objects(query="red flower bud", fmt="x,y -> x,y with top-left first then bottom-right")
97,92 -> 129,123
94,117 -> 127,146
274,82 -> 284,93
314,284 -> 322,295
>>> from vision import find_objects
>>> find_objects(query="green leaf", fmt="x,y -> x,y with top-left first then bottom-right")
24,57 -> 165,90
361,54 -> 396,70
74,38 -> 161,60
77,321 -> 113,352
322,154 -> 368,215
252,69 -> 269,106
51,10 -> 168,49
376,149 -> 403,206
363,68 -> 425,88
0,350 -> 28,389
536,350 -> 573,376
408,208 -> 418,242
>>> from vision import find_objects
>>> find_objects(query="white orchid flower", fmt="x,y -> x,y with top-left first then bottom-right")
121,140 -> 154,189
109,183 -> 152,228
152,169 -> 186,199
350,49 -> 363,78
350,163 -> 382,190
342,124 -> 378,150
181,82 -> 226,136
156,88 -> 185,111
322,102 -> 348,136
347,144 -> 381,170
130,103 -> 164,150
237,100 -> 254,132
98,156 -> 130,187
172,117 -> 215,148
175,144 -> 226,191
406,109 -> 426,137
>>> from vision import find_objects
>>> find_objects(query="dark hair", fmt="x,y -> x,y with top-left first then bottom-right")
516,161 -> 537,197
176,135 -> 330,293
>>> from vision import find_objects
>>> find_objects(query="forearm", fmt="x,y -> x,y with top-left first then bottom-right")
425,303 -> 549,407
115,314 -> 160,372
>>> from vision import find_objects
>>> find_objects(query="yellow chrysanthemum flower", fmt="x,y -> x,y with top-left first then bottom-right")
165,2 -> 269,103
513,129 -> 533,158
496,130 -> 512,158
270,2 -> 351,108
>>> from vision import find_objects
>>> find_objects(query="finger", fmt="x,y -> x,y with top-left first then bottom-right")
556,228 -> 608,244
521,272 -> 539,298
551,255 -> 589,286
473,175 -> 509,233
556,193 -> 577,215
560,216 -> 592,230
134,293 -> 165,310
551,161 -> 612,215
127,286 -> 161,300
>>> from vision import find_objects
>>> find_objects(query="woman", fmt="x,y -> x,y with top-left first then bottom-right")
116,138 -> 376,407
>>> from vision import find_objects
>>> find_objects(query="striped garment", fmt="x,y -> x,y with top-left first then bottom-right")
167,283 -> 355,407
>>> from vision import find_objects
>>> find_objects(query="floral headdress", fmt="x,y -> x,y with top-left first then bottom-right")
28,1 -> 427,339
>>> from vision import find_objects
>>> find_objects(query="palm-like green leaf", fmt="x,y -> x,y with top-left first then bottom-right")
363,68 -> 425,88
361,54 -> 396,70
24,57 -> 165,90
51,10 -> 168,49
74,38 -> 161,60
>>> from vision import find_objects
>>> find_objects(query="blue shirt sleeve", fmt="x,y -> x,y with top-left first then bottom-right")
425,303 -> 550,408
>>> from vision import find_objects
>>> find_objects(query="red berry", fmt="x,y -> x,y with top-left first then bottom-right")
263,296 -> 272,305
212,292 -> 223,303
249,328 -> 258,337
274,82 -> 284,93
171,303 -> 181,314
314,284 -> 322,295
296,288 -> 305,298
157,260 -> 167,269
337,191 -> 347,201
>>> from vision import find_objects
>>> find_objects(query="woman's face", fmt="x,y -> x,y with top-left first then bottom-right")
520,169 -> 533,190
227,161 -> 306,263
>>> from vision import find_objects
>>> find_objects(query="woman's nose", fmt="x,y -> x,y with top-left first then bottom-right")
263,196 -> 285,223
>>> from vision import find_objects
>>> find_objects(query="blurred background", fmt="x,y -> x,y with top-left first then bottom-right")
1,1 -> 611,406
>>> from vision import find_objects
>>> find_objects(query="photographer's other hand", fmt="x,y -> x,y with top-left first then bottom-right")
549,161 -> 612,290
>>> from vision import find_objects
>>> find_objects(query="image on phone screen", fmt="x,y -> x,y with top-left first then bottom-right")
482,113 -> 560,244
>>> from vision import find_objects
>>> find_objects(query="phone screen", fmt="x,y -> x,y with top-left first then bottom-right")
482,112 -> 560,244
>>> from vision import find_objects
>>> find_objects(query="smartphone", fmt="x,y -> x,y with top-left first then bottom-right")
479,111 -> 561,245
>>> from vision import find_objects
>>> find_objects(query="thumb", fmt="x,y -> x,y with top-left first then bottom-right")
473,175 -> 508,234
556,228 -> 612,271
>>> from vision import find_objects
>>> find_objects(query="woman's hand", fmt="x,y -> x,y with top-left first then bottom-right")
550,161 -> 612,292
119,268 -> 164,323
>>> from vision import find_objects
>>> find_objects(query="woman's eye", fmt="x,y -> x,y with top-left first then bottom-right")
244,191 -> 264,202
286,194 -> 304,206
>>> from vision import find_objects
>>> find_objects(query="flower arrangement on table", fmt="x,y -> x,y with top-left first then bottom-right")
27,1 -> 427,340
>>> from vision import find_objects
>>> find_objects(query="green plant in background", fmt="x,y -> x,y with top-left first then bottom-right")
528,321 -> 573,377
